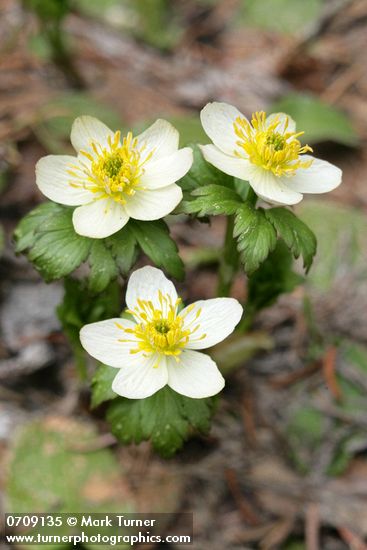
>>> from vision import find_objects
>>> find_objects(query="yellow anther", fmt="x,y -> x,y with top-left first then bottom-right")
120,293 -> 202,357
68,130 -> 154,205
233,112 -> 313,177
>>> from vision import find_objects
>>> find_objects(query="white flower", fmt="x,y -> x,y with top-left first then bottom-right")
80,266 -> 243,399
200,102 -> 342,206
36,116 -> 193,238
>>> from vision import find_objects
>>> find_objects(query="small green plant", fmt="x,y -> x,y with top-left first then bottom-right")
24,0 -> 84,88
14,102 -> 343,456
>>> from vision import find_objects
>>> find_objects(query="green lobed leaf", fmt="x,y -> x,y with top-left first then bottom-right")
233,178 -> 251,201
130,219 -> 184,280
14,202 -> 59,253
270,93 -> 358,146
107,386 -> 215,457
265,207 -> 317,272
91,363 -> 118,408
234,204 -> 277,274
88,241 -> 119,294
15,202 -> 183,286
181,184 -> 242,217
105,225 -> 138,275
14,202 -> 91,282
57,278 -> 121,377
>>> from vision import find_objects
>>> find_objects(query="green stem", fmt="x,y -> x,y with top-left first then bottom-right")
45,24 -> 85,89
211,331 -> 273,375
216,215 -> 239,297
237,305 -> 256,332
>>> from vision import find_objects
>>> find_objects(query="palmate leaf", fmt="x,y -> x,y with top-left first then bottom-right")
265,207 -> 317,272
14,202 -> 184,290
234,204 -> 277,274
91,363 -> 118,408
14,202 -> 91,281
14,202 -> 55,252
106,224 -> 138,275
88,240 -> 119,294
57,278 -> 121,376
181,184 -> 242,217
107,386 -> 216,457
130,219 -> 184,281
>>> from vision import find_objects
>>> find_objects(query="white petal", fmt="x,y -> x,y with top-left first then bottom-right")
249,166 -> 303,206
36,155 -> 93,206
167,350 -> 224,398
282,155 -> 342,194
125,185 -> 182,220
136,119 -> 179,160
140,148 -> 193,189
200,144 -> 252,180
80,318 -> 141,368
182,298 -> 243,350
70,116 -> 115,153
112,354 -> 168,399
126,266 -> 177,311
266,112 -> 296,134
200,102 -> 246,155
72,198 -> 129,238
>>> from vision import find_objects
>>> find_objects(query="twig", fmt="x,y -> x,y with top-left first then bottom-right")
322,347 -> 342,401
338,526 -> 367,550
260,517 -> 294,550
269,360 -> 321,389
305,503 -> 320,550
225,468 -> 261,526
315,402 -> 367,429
321,65 -> 365,104
242,390 -> 257,447
279,0 -> 354,73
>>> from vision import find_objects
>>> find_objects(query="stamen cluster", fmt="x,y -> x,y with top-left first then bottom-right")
68,132 -> 151,205
117,292 -> 204,359
233,111 -> 313,177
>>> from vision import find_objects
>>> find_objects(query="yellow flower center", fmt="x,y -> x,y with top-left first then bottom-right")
68,131 -> 152,204
233,111 -> 313,177
115,292 -> 206,364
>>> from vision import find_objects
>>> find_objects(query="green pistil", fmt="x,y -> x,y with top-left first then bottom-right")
103,155 -> 123,178
155,321 -> 170,334
267,132 -> 285,151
